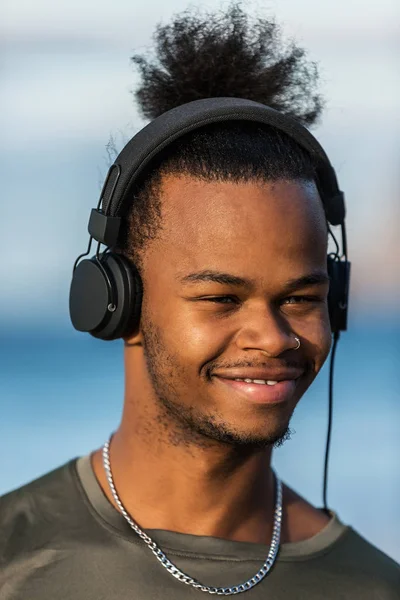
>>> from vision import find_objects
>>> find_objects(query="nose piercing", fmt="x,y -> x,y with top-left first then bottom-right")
259,335 -> 301,356
293,336 -> 301,350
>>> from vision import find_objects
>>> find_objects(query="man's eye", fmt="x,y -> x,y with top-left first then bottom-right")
202,296 -> 237,304
283,296 -> 321,305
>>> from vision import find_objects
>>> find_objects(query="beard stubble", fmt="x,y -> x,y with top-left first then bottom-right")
141,313 -> 293,451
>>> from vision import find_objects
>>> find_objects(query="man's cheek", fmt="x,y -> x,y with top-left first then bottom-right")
311,323 -> 332,370
167,318 -> 222,354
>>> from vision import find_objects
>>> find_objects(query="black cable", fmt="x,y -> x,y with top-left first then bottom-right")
72,236 -> 93,273
341,223 -> 348,259
323,331 -> 340,514
327,224 -> 340,258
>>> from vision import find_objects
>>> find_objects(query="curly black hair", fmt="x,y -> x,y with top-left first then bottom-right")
118,4 -> 324,268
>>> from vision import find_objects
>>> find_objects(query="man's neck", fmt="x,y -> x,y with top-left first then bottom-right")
91,416 -> 277,545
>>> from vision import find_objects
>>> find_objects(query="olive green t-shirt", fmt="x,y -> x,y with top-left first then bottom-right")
1,456 -> 399,599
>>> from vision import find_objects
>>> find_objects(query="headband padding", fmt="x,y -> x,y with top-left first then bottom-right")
99,98 -> 344,227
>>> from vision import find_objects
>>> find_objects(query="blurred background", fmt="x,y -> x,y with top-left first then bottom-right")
1,0 -> 399,561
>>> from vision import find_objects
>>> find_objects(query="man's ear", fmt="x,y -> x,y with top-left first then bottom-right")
123,325 -> 143,348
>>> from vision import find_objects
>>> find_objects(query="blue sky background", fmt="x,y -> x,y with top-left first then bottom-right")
1,0 -> 399,324
1,0 -> 399,562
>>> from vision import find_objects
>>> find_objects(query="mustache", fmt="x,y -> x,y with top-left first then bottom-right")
206,358 -> 306,375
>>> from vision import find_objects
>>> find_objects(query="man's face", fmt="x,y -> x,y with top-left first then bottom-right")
135,175 -> 331,448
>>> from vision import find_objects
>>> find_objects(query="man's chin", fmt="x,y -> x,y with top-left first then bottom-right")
185,417 -> 293,450
214,425 -> 293,450
156,392 -> 293,450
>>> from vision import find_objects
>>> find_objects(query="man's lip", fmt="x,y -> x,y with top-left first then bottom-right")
213,377 -> 299,404
212,370 -> 304,382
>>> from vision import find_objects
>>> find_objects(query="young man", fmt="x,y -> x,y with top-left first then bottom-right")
1,7 -> 399,599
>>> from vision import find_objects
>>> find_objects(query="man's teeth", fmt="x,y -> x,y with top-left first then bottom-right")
235,378 -> 279,386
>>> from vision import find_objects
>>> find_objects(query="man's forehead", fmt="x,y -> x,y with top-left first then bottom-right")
143,175 -> 328,291
159,174 -> 324,229
155,174 -> 327,256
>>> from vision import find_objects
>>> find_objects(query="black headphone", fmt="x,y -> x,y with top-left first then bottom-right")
69,97 -> 351,511
69,97 -> 350,341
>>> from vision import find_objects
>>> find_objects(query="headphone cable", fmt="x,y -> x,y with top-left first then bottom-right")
323,330 -> 340,514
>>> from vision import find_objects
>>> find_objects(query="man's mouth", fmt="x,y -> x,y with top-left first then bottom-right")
227,378 -> 282,386
212,375 -> 301,405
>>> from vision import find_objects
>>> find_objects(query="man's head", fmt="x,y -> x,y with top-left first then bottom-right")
118,6 -> 331,450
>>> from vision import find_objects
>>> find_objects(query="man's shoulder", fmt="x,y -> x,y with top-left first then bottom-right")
0,460 -> 86,562
338,524 -> 399,569
330,524 -> 400,596
284,485 -> 400,594
0,460 -> 79,515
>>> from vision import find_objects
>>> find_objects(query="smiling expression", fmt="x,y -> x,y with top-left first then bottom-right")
133,175 -> 332,448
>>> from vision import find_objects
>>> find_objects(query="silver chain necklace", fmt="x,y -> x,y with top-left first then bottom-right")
102,437 -> 282,596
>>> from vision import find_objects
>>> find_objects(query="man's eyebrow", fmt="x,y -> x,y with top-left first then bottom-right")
178,270 -> 252,287
178,269 -> 329,290
284,271 -> 330,292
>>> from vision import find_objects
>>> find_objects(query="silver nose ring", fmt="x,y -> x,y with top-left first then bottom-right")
259,336 -> 301,355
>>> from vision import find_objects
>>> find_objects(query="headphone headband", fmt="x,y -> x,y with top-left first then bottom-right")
92,98 -> 345,249
72,96 -> 350,341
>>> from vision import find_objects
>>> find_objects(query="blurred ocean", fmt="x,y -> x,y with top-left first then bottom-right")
1,318 -> 399,562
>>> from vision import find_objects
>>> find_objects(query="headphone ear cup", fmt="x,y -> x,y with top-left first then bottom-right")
69,257 -> 114,334
69,253 -> 142,341
131,264 -> 143,336
327,255 -> 351,334
111,253 -> 143,340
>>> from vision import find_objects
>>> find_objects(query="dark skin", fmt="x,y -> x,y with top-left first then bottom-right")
92,175 -> 332,545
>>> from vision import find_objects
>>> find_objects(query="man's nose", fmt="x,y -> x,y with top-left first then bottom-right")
234,305 -> 296,358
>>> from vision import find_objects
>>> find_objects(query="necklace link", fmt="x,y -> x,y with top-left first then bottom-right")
102,437 -> 282,595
